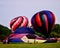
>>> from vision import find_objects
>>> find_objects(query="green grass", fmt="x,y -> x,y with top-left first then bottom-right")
0,42 -> 60,48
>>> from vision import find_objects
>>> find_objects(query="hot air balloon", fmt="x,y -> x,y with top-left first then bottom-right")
10,16 -> 28,32
31,10 -> 56,38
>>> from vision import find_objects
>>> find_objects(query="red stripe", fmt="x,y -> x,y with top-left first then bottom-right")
21,16 -> 28,27
51,13 -> 56,30
10,18 -> 17,28
44,14 -> 48,32
10,17 -> 19,28
12,17 -> 23,31
36,13 -> 42,27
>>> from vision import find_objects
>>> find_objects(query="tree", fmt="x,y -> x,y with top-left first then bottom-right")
53,24 -> 60,33
0,24 -> 12,41
50,24 -> 60,38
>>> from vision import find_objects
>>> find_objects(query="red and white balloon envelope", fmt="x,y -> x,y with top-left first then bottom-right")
10,16 -> 28,32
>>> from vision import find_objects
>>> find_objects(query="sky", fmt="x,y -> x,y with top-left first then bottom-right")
0,0 -> 60,28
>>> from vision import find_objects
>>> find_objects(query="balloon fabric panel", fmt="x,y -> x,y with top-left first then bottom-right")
9,38 -> 23,42
14,27 -> 35,34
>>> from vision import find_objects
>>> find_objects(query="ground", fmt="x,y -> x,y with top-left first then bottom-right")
0,42 -> 60,48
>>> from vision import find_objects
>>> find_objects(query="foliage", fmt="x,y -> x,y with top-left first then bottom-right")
35,31 -> 45,38
50,24 -> 60,37
53,24 -> 60,33
0,24 -> 12,41
50,32 -> 60,38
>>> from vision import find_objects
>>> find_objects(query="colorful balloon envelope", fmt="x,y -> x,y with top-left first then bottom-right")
14,27 -> 35,34
31,10 -> 56,37
10,16 -> 28,32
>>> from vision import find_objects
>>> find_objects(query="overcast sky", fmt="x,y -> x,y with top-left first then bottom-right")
0,0 -> 60,28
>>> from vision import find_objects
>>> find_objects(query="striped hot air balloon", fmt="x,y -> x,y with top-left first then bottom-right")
10,16 -> 28,32
31,10 -> 56,38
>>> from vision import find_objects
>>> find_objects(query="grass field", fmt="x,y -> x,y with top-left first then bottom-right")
0,42 -> 60,48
